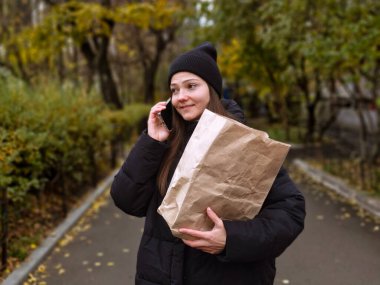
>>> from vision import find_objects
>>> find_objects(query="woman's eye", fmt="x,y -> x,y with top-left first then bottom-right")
189,84 -> 197,89
171,88 -> 178,94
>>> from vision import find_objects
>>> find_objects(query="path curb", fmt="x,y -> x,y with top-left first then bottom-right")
293,159 -> 380,220
2,168 -> 119,285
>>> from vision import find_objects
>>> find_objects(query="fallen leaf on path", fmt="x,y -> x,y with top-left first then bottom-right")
27,273 -> 37,283
340,212 -> 351,220
316,215 -> 324,220
37,265 -> 46,273
59,234 -> 74,247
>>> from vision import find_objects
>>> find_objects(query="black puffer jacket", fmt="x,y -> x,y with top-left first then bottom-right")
111,100 -> 305,285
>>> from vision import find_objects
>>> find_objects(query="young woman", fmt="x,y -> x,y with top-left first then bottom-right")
111,42 -> 305,285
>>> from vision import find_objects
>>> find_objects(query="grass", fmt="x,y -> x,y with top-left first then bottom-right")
247,117 -> 305,144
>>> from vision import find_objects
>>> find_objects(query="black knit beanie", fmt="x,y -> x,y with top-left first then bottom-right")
168,42 -> 222,97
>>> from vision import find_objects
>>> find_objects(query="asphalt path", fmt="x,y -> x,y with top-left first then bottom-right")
274,177 -> 380,285
30,191 -> 144,285
30,173 -> 380,285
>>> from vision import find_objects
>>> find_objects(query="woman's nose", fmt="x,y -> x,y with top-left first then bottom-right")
177,89 -> 189,101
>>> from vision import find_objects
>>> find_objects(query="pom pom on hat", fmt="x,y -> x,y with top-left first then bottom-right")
168,42 -> 222,97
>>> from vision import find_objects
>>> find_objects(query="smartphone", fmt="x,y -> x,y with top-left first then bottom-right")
159,98 -> 173,131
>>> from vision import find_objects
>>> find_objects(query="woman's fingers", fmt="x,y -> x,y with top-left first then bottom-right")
149,102 -> 167,119
206,207 -> 223,227
179,228 -> 208,239
179,207 -> 226,255
182,238 -> 206,248
182,238 -> 222,255
147,101 -> 171,141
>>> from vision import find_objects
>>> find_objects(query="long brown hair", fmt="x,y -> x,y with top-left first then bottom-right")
157,86 -> 234,195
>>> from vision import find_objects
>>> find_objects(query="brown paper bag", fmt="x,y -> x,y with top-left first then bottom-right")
157,109 -> 290,238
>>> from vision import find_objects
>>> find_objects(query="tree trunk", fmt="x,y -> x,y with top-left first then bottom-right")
57,50 -> 65,83
318,75 -> 338,141
144,66 -> 155,103
349,75 -> 368,189
356,102 -> 368,190
318,109 -> 339,141
1,187 -> 8,272
72,45 -> 79,86
290,56 -> 314,143
264,64 -> 289,134
80,35 -> 123,109
98,35 -> 123,109
80,40 -> 96,93
134,26 -> 176,103
309,70 -> 322,142
373,58 -> 380,161
75,0 -> 123,109
306,104 -> 316,143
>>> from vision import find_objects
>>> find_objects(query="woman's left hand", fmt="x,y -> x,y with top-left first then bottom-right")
179,207 -> 226,255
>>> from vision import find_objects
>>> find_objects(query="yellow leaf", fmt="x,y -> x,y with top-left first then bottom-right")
316,215 -> 324,220
37,265 -> 46,273
27,273 -> 36,282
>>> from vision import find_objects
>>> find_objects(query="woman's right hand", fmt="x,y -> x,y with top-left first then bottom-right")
147,101 -> 171,142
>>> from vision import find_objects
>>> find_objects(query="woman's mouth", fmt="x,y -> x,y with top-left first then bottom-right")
180,104 -> 195,110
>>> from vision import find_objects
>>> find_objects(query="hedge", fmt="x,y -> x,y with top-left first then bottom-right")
0,78 -> 149,204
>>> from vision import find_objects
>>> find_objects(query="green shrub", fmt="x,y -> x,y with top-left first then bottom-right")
0,77 -> 149,204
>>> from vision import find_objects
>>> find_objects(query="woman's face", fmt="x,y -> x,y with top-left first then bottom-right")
170,72 -> 210,121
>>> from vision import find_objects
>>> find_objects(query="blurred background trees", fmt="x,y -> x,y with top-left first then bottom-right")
1,0 -> 379,186
196,0 -> 380,190
0,0 -> 189,107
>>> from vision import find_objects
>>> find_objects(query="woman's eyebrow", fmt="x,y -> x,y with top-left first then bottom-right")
171,79 -> 200,87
